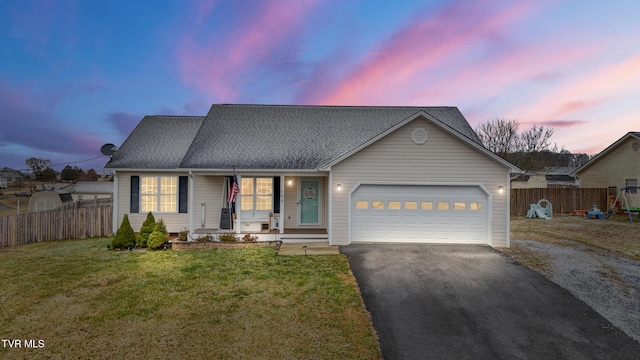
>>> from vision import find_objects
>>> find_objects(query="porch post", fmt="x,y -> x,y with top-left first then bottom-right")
112,171 -> 119,234
327,172 -> 332,245
279,175 -> 285,234
189,171 -> 195,239
235,174 -> 242,234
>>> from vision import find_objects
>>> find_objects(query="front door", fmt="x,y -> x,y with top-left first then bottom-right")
300,179 -> 320,225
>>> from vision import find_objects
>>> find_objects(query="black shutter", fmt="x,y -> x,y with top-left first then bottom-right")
179,176 -> 188,213
273,176 -> 280,214
130,176 -> 140,213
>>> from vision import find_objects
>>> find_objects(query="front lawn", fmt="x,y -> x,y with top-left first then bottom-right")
0,239 -> 381,359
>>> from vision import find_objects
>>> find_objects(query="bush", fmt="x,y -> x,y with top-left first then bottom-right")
178,228 -> 189,241
137,212 -> 156,247
219,232 -> 238,242
147,219 -> 168,250
112,214 -> 136,249
242,234 -> 258,243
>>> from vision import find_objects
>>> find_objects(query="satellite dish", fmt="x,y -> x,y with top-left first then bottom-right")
100,143 -> 118,156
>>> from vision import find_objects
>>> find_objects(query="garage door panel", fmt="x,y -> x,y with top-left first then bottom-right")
351,185 -> 487,244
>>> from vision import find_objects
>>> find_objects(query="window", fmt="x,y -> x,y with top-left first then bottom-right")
626,179 -> 638,194
454,202 -> 466,210
421,201 -> 433,210
356,200 -> 369,209
404,201 -> 417,210
388,201 -> 401,210
437,201 -> 449,210
372,201 -> 385,209
241,177 -> 273,211
141,176 -> 177,212
470,202 -> 483,211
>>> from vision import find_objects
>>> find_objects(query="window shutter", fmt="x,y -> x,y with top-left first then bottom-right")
273,176 -> 280,214
130,176 -> 140,213
179,176 -> 188,213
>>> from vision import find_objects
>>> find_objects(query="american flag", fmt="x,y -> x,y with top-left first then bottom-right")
228,174 -> 239,203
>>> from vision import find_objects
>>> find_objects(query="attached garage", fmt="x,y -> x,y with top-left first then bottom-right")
350,184 -> 489,244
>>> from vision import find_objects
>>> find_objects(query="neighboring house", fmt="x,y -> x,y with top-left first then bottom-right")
71,181 -> 114,201
511,167 -> 578,189
105,104 -> 520,247
0,167 -> 24,188
572,132 -> 640,207
28,190 -> 73,212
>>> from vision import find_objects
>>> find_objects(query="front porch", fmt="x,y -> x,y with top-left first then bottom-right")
189,173 -> 330,242
191,227 -> 328,242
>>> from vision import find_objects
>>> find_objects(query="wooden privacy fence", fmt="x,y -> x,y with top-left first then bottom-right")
511,188 -> 608,216
0,198 -> 113,247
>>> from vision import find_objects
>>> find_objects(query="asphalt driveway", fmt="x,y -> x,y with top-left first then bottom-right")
340,244 -> 640,360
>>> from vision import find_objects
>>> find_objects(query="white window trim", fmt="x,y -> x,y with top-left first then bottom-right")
140,176 -> 178,213
240,177 -> 273,219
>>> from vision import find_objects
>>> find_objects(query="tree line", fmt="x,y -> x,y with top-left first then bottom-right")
475,118 -> 592,171
24,157 -> 99,182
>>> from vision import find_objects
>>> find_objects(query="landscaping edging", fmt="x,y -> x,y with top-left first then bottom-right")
171,240 -> 279,251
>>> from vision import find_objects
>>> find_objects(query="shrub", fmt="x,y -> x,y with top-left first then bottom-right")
242,234 -> 258,243
148,221 -> 168,250
137,212 -> 156,247
196,234 -> 214,242
178,228 -> 189,241
112,214 -> 136,249
219,232 -> 238,242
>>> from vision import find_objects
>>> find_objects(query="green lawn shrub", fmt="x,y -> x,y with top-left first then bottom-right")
137,212 -> 156,247
112,214 -> 136,249
147,219 -> 168,250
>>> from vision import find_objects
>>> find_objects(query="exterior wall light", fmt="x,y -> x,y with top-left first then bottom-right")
498,185 -> 504,194
336,184 -> 342,191
287,178 -> 293,186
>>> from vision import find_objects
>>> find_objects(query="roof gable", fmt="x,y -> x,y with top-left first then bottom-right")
106,116 -> 205,169
572,132 -> 640,176
180,105 -> 483,169
106,104 -> 517,171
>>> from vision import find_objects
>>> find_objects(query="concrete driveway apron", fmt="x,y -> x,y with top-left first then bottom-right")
340,244 -> 640,360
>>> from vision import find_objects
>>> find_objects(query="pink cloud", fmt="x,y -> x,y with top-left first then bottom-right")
309,1 -> 543,105
515,53 -> 640,124
530,120 -> 588,128
178,0 -> 320,102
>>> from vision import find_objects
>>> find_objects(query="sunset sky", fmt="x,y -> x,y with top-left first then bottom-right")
1,0 -> 639,173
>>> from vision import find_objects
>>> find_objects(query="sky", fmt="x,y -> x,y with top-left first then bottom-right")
1,0 -> 640,173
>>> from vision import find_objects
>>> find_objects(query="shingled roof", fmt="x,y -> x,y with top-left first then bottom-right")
106,104 -> 485,170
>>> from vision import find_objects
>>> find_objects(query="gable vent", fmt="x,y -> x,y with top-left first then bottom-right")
633,142 -> 640,151
412,128 -> 428,145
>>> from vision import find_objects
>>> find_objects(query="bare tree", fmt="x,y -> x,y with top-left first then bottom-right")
475,117 -> 520,156
519,125 -> 554,152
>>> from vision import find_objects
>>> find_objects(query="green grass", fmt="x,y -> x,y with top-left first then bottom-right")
0,239 -> 381,359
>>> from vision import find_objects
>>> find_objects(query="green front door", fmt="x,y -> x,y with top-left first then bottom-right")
300,179 -> 319,224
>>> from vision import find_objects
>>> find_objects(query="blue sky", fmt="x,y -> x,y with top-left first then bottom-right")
2,0 -> 640,173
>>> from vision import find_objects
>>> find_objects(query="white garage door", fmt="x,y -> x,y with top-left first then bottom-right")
351,185 -> 488,243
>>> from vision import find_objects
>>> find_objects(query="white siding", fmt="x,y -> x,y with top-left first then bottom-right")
578,137 -> 640,205
193,175 -> 225,230
115,172 -> 190,233
330,117 -> 510,247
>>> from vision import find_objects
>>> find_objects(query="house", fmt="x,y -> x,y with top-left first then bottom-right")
511,167 -> 578,189
0,167 -> 24,188
28,190 -> 73,212
572,132 -> 640,208
105,104 -> 520,247
71,181 -> 114,201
